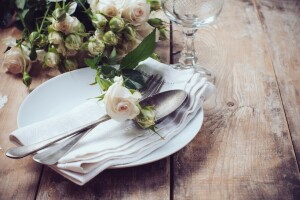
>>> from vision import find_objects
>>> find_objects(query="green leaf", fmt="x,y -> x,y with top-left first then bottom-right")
84,55 -> 102,69
16,0 -> 26,9
124,79 -> 138,90
108,47 -> 117,65
101,65 -> 118,79
122,69 -> 144,89
96,76 -> 112,91
120,29 -> 156,70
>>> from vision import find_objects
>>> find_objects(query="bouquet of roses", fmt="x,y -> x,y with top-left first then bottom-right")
2,0 -> 167,130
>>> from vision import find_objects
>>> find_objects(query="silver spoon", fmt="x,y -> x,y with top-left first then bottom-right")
6,90 -> 187,160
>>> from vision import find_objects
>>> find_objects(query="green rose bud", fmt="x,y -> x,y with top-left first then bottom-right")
159,28 -> 167,40
65,34 -> 82,50
37,34 -> 48,48
48,31 -> 63,45
109,16 -> 125,33
71,17 -> 86,33
63,58 -> 78,71
136,106 -> 156,129
150,52 -> 161,61
149,0 -> 161,11
92,14 -> 108,29
22,72 -> 32,87
29,31 -> 41,44
88,38 -> 105,56
52,8 -> 67,21
95,29 -> 104,40
44,52 -> 61,68
96,77 -> 112,91
123,26 -> 136,41
103,31 -> 118,46
148,18 -> 164,28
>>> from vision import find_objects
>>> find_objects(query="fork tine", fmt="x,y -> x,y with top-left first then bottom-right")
141,74 -> 160,99
140,75 -> 154,93
140,74 -> 164,101
147,76 -> 164,97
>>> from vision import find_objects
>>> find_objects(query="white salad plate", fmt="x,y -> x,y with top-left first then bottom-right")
17,67 -> 204,168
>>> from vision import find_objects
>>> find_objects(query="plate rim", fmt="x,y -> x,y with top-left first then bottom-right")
17,67 -> 204,168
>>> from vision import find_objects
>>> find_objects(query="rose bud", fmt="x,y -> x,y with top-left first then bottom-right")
2,47 -> 28,74
109,16 -> 125,33
48,31 -> 63,45
44,52 -> 61,68
88,38 -> 105,56
95,29 -> 104,40
22,72 -> 32,87
103,31 -> 118,46
37,34 -> 48,48
63,58 -> 78,71
148,18 -> 164,28
65,34 -> 82,50
52,8 -> 67,22
92,13 -> 108,30
158,28 -> 168,40
29,31 -> 41,44
136,106 -> 156,129
71,17 -> 86,33
97,77 -> 112,91
149,0 -> 161,11
123,26 -> 136,41
150,52 -> 161,61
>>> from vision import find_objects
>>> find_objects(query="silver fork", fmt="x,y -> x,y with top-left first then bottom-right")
6,74 -> 164,162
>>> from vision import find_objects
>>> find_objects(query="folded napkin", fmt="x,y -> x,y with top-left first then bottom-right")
10,58 -> 215,185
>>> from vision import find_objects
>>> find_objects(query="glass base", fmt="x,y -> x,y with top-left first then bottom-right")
171,63 -> 215,83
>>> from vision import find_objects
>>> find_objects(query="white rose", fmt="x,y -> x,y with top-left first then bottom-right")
88,0 -> 100,13
95,0 -> 119,17
52,14 -> 75,34
103,76 -> 141,121
2,47 -> 29,74
122,0 -> 150,26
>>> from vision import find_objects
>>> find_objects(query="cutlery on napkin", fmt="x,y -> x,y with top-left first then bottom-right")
10,58 -> 215,185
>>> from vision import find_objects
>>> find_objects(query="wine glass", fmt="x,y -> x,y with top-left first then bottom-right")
162,0 -> 224,77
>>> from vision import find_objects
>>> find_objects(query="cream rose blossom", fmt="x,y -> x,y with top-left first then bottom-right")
52,14 -> 75,34
122,0 -> 151,26
2,47 -> 29,74
103,76 -> 141,121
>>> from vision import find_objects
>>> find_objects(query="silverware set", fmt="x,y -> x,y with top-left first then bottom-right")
6,74 -> 185,165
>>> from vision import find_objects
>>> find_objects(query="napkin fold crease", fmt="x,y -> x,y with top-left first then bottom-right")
10,58 -> 215,185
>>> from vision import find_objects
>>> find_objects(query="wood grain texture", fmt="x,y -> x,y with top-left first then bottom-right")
172,0 -> 300,199
254,0 -> 300,166
0,27 -> 43,200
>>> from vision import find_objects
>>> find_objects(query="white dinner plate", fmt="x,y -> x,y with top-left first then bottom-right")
18,67 -> 204,168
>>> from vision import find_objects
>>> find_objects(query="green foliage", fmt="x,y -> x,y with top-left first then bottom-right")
120,29 -> 156,70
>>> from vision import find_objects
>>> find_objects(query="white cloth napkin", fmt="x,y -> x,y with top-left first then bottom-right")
10,58 -> 215,185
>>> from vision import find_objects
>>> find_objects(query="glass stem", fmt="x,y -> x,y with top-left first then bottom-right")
179,29 -> 198,68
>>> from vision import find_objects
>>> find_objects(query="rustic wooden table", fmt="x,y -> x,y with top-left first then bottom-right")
1,0 -> 300,199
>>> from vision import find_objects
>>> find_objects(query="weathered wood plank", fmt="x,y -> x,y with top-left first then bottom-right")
172,0 -> 300,199
254,0 -> 300,167
0,27 -> 43,200
37,160 -> 169,200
